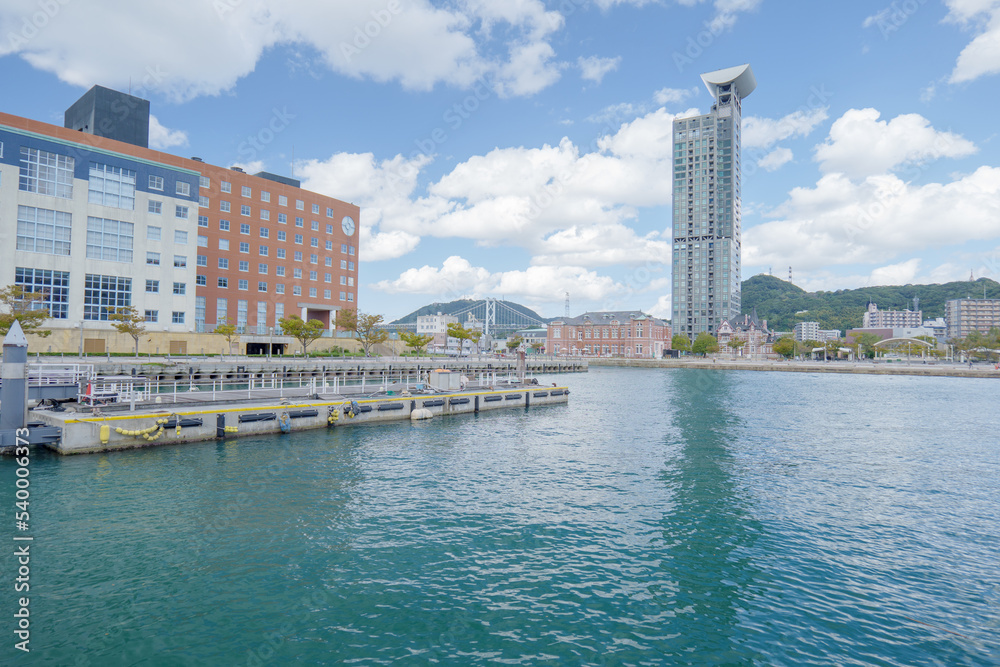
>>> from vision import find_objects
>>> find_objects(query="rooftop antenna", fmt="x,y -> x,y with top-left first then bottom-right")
565,292 -> 570,318
788,266 -> 793,284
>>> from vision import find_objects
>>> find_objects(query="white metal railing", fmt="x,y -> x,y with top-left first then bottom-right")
27,364 -> 95,386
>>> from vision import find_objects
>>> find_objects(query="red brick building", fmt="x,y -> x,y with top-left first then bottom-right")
547,311 -> 671,358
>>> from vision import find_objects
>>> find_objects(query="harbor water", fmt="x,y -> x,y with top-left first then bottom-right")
2,366 -> 999,665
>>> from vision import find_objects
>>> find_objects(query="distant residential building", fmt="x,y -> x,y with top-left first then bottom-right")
862,302 -> 922,328
922,317 -> 947,343
945,298 -> 1000,340
717,309 -> 774,357
548,311 -> 671,358
818,329 -> 841,342
793,321 -> 820,342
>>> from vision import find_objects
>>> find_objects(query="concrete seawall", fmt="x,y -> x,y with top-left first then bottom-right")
591,358 -> 1000,379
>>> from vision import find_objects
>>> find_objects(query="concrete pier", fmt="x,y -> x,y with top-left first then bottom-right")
31,381 -> 570,455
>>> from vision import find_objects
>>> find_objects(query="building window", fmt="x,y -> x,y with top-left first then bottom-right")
341,244 -> 348,253
219,258 -> 229,269
199,195 -> 209,208
259,246 -> 268,256
221,201 -> 231,212
239,242 -> 250,253
16,206 -> 71,256
325,240 -> 333,251
220,180 -> 231,193
310,254 -> 318,264
311,203 -> 319,214
172,311 -> 185,324
242,186 -> 251,198
83,274 -> 131,321
326,207 -> 334,218
309,270 -> 318,281
14,268 -> 70,319
196,275 -> 207,286
276,266 -> 286,277
172,282 -> 186,295
218,277 -> 228,288
260,209 -> 270,221
217,298 -> 228,322
258,263 -> 268,274
87,162 -> 137,210
239,260 -> 249,272
349,246 -> 355,256
258,281 -> 268,292
175,230 -> 188,245
275,284 -> 285,294
196,254 -> 206,267
340,260 -> 347,269
148,201 -> 162,214
146,279 -> 159,293
295,217 -> 303,227
294,234 -> 303,244
175,205 -> 189,219
240,223 -> 250,235
278,195 -> 287,207
293,286 -> 302,296
293,268 -> 302,279
278,213 -> 287,224
176,181 -> 191,197
20,147 -> 74,198
340,291 -> 346,300
86,217 -> 134,262
147,252 -> 160,266
261,191 -> 270,202
199,176 -> 210,189
325,273 -> 332,283
276,248 -> 286,259
148,225 -> 162,241
197,235 -> 208,247
220,219 -> 231,231
307,287 -> 316,297
149,175 -> 164,191
259,227 -> 269,239
174,255 -> 187,268
144,310 -> 158,323
296,200 -> 304,210
238,279 -> 248,291
219,239 -> 230,251
326,224 -> 333,234
198,215 -> 209,228
310,237 -> 319,248
324,257 -> 332,267
340,276 -> 347,285
347,293 -> 354,302
237,300 -> 248,328
195,296 -> 206,328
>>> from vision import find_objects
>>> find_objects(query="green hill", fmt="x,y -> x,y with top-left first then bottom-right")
741,274 -> 1000,333
390,299 -> 551,326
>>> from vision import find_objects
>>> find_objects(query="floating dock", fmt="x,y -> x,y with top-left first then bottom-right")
30,380 -> 570,455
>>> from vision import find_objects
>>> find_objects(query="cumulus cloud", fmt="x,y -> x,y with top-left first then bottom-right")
578,55 -> 621,84
744,167 -> 1000,271
372,255 -> 623,307
743,107 -> 828,149
148,115 -> 188,150
654,86 -> 698,105
757,147 -> 793,172
814,108 -> 978,179
946,0 -> 1000,83
0,0 -> 570,101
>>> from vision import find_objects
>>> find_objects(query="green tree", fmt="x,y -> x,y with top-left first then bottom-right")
213,319 -> 239,356
726,338 -> 744,358
0,285 -> 53,338
335,309 -> 389,356
447,322 -> 481,356
691,332 -> 719,357
773,336 -> 796,359
671,333 -> 690,352
530,341 -> 544,353
824,338 -> 843,361
108,306 -> 146,357
400,331 -> 433,355
279,315 -> 325,355
854,332 -> 882,359
505,335 -> 524,351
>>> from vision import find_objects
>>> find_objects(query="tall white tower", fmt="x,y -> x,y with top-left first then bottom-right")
671,64 -> 755,339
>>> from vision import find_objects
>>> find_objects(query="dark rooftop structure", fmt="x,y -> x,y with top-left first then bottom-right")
64,85 -> 150,148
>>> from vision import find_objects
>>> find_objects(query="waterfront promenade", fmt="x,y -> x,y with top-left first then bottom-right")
591,356 -> 1000,379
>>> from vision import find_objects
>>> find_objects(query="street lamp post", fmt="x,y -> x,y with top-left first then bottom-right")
267,327 -> 273,361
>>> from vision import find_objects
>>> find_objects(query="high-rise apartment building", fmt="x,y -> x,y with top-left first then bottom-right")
862,302 -> 922,328
671,64 -> 755,339
0,87 -> 359,353
945,298 -> 1000,340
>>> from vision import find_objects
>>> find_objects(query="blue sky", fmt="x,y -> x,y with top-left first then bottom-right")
2,0 -> 999,320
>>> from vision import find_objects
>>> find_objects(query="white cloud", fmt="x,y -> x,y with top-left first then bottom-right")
814,108 -> 978,179
578,55 -> 621,84
373,256 -> 623,306
0,0 -> 573,101
148,115 -> 188,150
743,107 -> 828,149
946,0 -> 1000,83
228,160 -> 265,175
744,166 -> 1000,271
647,294 -> 672,319
869,258 -> 922,286
757,147 -> 793,172
654,86 -> 698,105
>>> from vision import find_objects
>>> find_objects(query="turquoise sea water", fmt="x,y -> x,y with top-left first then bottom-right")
2,367 -> 999,665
